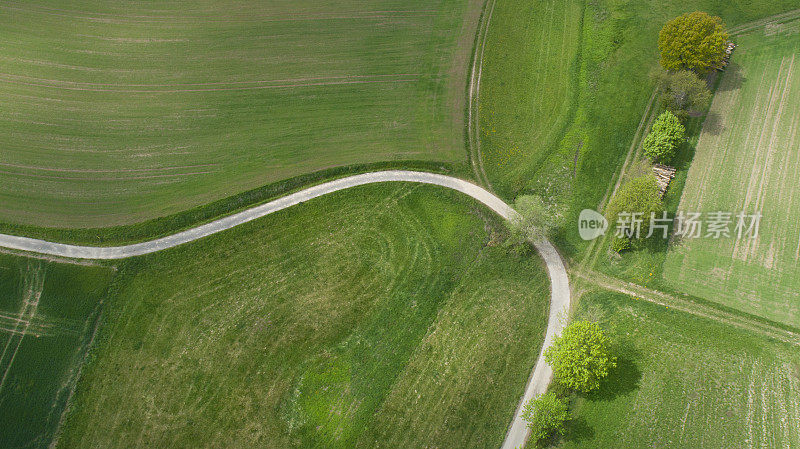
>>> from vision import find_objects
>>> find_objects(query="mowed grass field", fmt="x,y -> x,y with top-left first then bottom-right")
561,291 -> 800,448
664,25 -> 800,328
0,255 -> 113,449
56,184 -> 550,449
478,0 -> 583,197
0,0 -> 481,227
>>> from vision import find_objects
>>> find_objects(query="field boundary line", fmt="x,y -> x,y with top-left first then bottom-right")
573,270 -> 800,345
467,0 -> 496,190
729,8 -> 800,35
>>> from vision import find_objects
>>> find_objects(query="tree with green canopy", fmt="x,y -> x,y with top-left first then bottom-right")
605,175 -> 665,250
642,110 -> 686,163
545,321 -> 617,393
653,68 -> 712,118
522,392 -> 570,443
659,12 -> 729,74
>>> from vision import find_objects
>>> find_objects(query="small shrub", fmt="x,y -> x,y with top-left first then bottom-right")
605,176 -> 665,240
653,69 -> 712,118
643,111 -> 685,163
611,237 -> 632,253
522,392 -> 569,443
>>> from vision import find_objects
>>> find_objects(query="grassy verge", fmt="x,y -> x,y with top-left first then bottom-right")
56,184 -> 549,448
0,160 -> 462,246
556,290 -> 800,448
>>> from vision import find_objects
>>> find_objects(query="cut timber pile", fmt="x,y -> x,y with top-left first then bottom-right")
653,164 -> 676,197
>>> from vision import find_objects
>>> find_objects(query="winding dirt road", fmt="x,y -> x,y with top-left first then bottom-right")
0,170 -> 570,448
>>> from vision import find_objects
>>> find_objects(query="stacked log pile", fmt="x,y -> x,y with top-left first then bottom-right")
716,42 -> 737,71
653,164 -> 676,198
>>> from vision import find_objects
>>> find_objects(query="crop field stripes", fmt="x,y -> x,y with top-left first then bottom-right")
728,8 -> 800,35
0,1 -> 474,226
0,312 -> 80,338
663,26 -> 800,327
0,73 -> 427,93
0,3 -> 439,23
0,261 -> 45,393
743,360 -> 800,448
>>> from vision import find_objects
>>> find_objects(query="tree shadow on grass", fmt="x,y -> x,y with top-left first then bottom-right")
715,62 -> 746,92
535,417 -> 595,448
585,353 -> 643,402
700,111 -> 724,136
561,416 -> 595,444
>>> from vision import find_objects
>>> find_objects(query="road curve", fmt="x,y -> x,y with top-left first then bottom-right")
0,170 -> 570,448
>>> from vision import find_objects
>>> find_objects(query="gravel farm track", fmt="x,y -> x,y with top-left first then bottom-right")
0,170 -> 571,449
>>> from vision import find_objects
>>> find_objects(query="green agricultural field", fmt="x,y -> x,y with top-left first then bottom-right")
477,0 -> 800,252
664,25 -> 800,328
0,255 -> 113,449
0,0 -> 481,228
477,0 -> 583,197
56,184 -> 550,449
561,291 -> 800,448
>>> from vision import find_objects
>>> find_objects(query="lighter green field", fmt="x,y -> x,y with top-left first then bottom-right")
478,0 -> 583,196
561,291 -> 800,448
0,0 -> 481,227
0,255 -> 113,449
478,0 -> 800,255
664,26 -> 800,328
56,184 -> 550,449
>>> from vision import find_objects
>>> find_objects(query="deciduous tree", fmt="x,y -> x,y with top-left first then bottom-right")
545,321 -> 617,393
653,69 -> 712,118
522,392 -> 569,443
659,12 -> 729,74
642,110 -> 686,163
605,175 -> 664,247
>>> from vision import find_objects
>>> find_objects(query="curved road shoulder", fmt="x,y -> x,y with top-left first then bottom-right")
0,170 -> 570,448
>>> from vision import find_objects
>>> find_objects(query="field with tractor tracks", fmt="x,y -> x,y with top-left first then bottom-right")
0,0 -> 481,227
664,24 -> 800,328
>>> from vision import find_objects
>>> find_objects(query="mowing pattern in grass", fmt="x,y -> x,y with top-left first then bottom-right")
0,255 -> 113,449
664,26 -> 800,328
478,0 -> 583,197
0,0 -> 480,227
57,184 -> 549,449
562,291 -> 800,448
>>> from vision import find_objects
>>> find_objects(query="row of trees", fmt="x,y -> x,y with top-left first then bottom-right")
647,12 -> 727,164
513,10 -> 731,447
606,11 -> 728,251
522,321 -> 617,445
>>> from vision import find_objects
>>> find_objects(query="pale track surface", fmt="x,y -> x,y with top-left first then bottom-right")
467,0 -> 496,189
0,169 -> 570,449
573,270 -> 800,346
